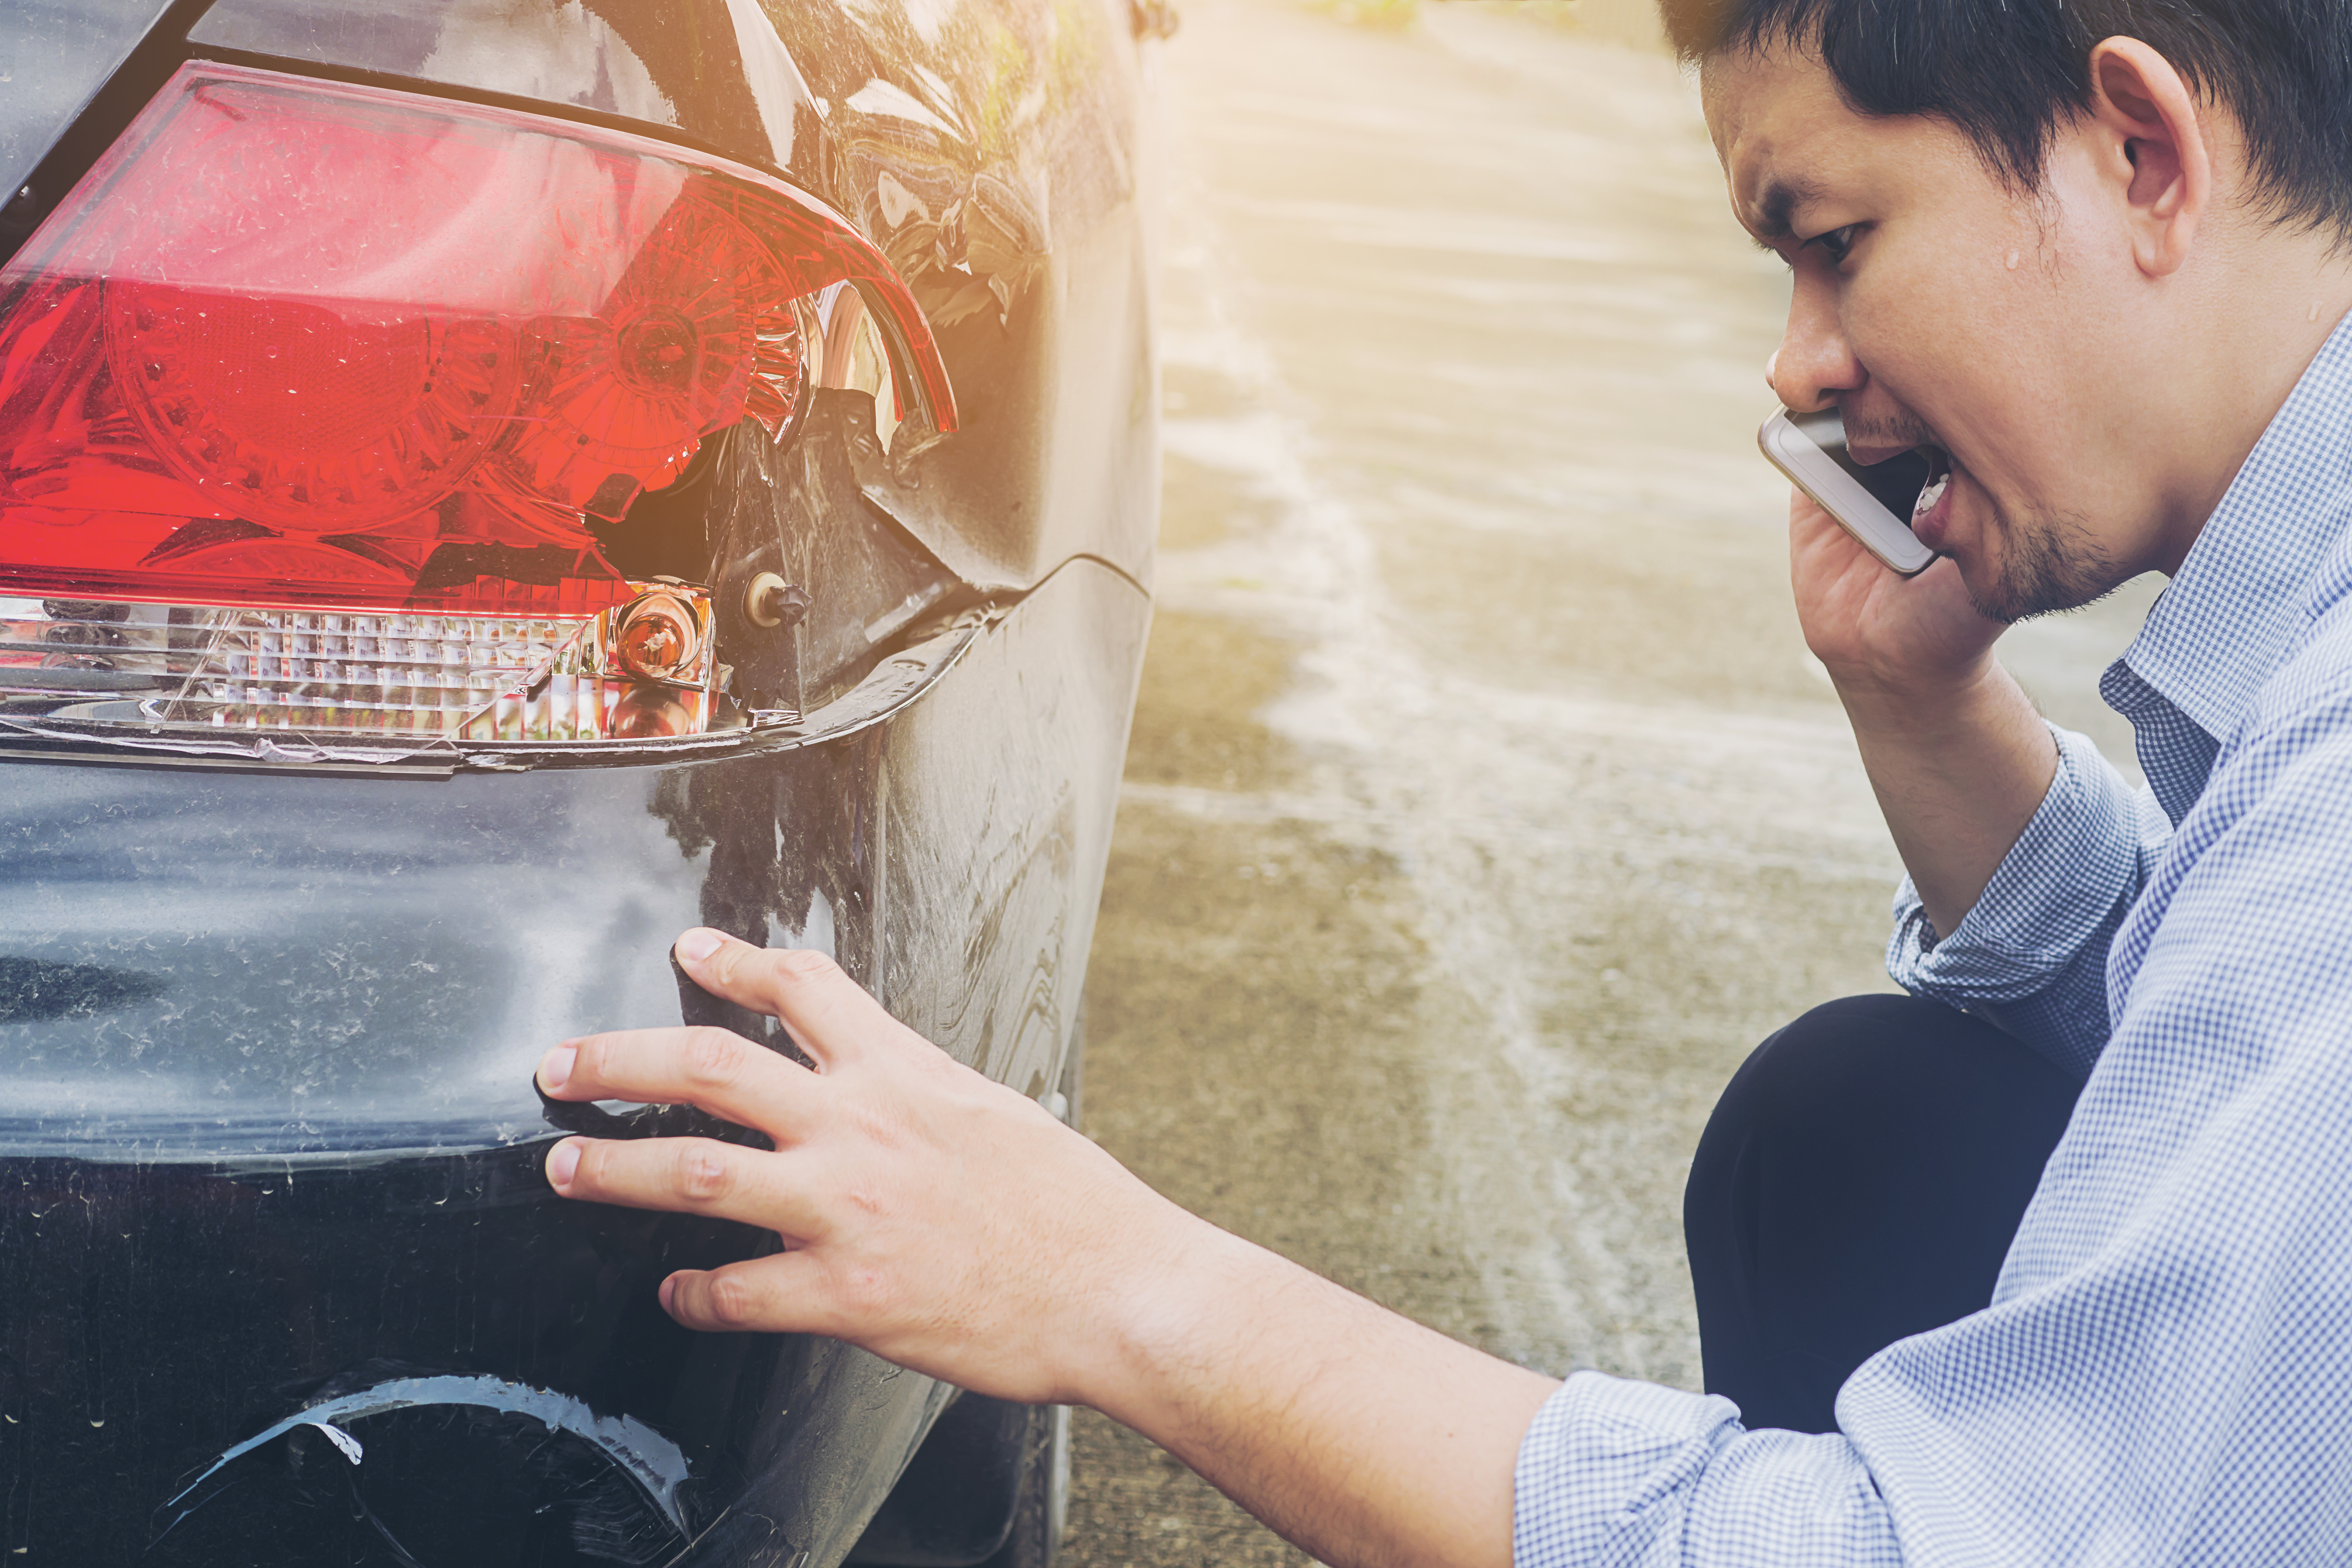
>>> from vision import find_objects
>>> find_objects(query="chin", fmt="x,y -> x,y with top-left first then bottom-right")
1959,512 -> 2127,624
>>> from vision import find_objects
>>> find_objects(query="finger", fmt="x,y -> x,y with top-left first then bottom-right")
671,929 -> 908,1069
660,1252 -> 835,1336
539,1023 -> 817,1139
1786,486 -> 1852,545
544,1134 -> 825,1238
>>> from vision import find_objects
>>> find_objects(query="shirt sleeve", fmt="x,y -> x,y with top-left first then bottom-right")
1515,1375 -> 1905,1567
1884,722 -> 2168,1079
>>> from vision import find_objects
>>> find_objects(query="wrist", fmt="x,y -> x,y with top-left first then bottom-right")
1830,654 -> 2061,937
1075,1210 -> 1325,1441
1067,1218 -> 1556,1568
1818,645 -> 2001,713
1830,658 -> 2053,769
1029,1159 -> 1214,1409
1079,1208 -> 1249,1414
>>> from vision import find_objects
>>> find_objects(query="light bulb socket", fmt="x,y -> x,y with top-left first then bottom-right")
744,572 -> 811,630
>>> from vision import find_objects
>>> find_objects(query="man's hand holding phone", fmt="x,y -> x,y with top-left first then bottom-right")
1760,405 -> 2055,939
1787,488 -> 2004,696
1760,405 -> 2004,692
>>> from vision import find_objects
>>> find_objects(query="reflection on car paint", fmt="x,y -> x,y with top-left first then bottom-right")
0,0 -> 172,200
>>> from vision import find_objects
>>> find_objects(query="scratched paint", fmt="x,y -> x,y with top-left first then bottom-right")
160,1375 -> 694,1539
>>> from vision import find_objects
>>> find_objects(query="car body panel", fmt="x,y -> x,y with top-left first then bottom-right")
0,0 -> 177,202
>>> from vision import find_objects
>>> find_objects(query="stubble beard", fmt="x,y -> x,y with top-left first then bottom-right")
1965,501 -> 2124,624
1842,409 -> 2129,620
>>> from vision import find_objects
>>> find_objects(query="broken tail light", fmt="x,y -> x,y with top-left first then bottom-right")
0,62 -> 954,743
2,585 -> 716,740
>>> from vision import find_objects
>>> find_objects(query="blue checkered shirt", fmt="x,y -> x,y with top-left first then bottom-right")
1516,316 -> 2352,1566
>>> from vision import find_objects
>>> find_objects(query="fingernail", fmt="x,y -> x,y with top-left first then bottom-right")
546,1140 -> 581,1190
538,1045 -> 575,1093
658,1275 -> 676,1312
675,928 -> 723,964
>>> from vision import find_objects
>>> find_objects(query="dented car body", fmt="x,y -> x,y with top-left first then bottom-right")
0,0 -> 1160,1562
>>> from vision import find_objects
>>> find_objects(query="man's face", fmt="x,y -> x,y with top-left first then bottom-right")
1704,47 -> 2172,619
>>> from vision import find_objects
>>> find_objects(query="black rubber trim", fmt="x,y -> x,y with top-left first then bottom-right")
181,42 -> 798,185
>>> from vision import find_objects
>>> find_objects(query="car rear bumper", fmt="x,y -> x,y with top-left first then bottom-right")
0,556 -> 1148,1565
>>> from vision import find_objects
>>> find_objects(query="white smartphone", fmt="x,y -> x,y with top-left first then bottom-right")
1758,408 -> 1938,575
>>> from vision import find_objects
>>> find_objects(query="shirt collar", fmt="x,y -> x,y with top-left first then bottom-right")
2117,314 -> 2352,742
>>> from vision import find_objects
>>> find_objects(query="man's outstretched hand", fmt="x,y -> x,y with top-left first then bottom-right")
537,928 -> 1559,1568
537,926 -> 1187,1404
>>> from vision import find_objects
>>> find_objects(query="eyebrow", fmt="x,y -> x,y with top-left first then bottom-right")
1746,175 -> 1824,247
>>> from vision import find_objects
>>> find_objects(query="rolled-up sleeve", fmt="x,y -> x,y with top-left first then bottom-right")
1884,723 -> 2168,1078
1514,1374 -> 1904,1567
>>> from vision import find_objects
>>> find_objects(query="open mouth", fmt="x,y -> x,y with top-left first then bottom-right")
1910,446 -> 1955,541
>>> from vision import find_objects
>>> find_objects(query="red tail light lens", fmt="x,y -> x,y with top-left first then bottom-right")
0,62 -> 953,630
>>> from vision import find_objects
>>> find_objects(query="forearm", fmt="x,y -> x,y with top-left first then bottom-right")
1089,1218 -> 1559,1568
1836,657 -> 2057,938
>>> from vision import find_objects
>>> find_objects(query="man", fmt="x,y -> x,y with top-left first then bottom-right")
534,0 -> 2352,1560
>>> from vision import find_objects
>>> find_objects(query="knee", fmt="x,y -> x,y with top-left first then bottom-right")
1688,994 -> 1993,1206
1689,994 -> 2073,1201
1702,995 -> 1925,1153
1682,997 -> 1936,1280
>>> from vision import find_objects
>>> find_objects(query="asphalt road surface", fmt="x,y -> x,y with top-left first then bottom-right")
1064,3 -> 2160,1561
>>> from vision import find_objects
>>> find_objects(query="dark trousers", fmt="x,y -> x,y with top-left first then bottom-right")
1682,994 -> 2081,1434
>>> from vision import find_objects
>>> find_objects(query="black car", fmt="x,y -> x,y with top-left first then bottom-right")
0,0 -> 1162,1562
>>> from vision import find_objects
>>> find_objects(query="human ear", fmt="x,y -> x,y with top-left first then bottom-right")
2085,37 -> 2210,279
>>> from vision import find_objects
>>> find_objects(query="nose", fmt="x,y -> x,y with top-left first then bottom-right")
1767,272 -> 1864,412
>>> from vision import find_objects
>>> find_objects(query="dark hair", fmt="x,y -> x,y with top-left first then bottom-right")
1658,0 -> 2352,237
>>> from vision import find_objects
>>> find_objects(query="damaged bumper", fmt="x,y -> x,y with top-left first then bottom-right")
0,559 -> 1148,1566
